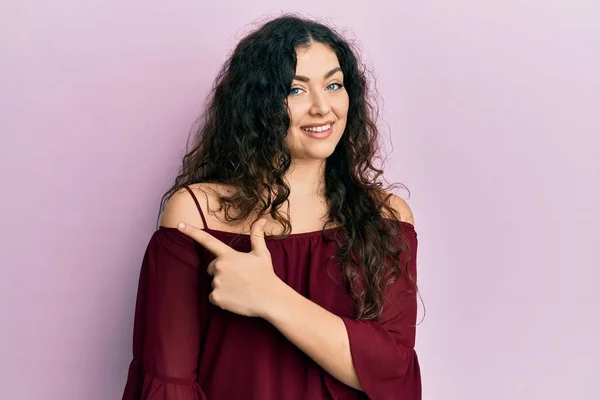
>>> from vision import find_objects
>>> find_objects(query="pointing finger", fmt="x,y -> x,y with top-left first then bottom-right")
178,223 -> 232,257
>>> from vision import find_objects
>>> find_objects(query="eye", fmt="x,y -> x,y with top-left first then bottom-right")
326,82 -> 343,91
289,87 -> 304,96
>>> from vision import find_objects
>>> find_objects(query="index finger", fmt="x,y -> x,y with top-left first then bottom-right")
177,223 -> 233,257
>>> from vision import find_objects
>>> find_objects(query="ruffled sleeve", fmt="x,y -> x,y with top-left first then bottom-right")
122,227 -> 208,400
341,223 -> 421,400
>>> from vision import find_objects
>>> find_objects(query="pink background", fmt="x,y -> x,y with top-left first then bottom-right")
1,1 -> 599,399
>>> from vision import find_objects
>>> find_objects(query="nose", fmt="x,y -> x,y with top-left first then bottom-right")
309,91 -> 331,116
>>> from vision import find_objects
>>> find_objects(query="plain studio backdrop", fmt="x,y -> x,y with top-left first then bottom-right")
1,1 -> 598,399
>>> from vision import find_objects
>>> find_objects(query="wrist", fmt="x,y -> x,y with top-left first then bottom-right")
259,276 -> 292,321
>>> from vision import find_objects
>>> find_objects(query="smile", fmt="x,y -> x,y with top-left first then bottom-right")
300,123 -> 334,139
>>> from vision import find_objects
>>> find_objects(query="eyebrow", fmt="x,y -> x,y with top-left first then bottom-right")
293,67 -> 342,82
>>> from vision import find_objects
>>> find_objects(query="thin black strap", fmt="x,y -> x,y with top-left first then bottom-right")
183,185 -> 208,229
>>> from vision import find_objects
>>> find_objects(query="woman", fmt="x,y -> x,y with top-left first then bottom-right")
122,14 -> 421,400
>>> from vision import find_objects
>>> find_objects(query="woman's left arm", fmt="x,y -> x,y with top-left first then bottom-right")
262,282 -> 364,389
263,198 -> 421,399
263,225 -> 419,398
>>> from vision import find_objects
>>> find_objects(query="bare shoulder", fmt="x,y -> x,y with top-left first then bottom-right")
384,194 -> 415,226
159,186 -> 205,229
159,182 -> 238,229
159,183 -> 217,229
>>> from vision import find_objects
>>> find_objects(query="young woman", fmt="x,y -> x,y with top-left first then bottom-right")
122,14 -> 421,400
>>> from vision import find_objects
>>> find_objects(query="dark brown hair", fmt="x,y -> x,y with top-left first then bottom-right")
160,14 -> 415,320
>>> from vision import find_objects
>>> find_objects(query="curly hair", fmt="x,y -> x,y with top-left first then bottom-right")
159,14 -> 416,321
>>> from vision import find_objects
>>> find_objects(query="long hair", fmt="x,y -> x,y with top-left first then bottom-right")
160,14 -> 416,321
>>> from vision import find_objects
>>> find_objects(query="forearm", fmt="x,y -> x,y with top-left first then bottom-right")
262,280 -> 363,391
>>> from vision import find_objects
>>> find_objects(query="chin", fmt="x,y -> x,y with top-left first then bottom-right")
290,147 -> 336,161
302,141 -> 340,160
307,150 -> 336,160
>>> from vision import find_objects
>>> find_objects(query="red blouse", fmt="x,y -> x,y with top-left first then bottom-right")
122,217 -> 421,399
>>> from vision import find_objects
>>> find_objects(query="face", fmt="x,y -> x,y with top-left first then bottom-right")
285,42 -> 350,161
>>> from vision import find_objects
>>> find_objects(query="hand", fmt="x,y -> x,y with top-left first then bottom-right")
177,218 -> 284,318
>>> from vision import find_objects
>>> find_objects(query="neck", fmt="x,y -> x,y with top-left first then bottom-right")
283,158 -> 326,197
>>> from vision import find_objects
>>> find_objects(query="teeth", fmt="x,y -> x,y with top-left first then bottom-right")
302,124 -> 331,133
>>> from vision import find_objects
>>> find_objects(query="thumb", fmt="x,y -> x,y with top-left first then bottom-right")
250,218 -> 268,256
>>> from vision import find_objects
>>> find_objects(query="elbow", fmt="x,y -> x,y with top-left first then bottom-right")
391,344 -> 418,378
348,378 -> 364,392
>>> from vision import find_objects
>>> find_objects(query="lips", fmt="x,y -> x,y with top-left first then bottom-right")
300,122 -> 334,139
301,119 -> 334,128
301,123 -> 332,133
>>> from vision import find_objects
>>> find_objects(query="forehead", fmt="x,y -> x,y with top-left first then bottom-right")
294,42 -> 341,76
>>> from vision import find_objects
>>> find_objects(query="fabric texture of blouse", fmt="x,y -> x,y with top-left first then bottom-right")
122,187 -> 421,400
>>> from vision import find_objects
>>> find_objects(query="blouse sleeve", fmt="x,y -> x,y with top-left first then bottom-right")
122,228 -> 208,400
341,224 -> 421,400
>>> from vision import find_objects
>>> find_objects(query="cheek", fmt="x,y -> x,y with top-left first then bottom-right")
284,126 -> 300,150
333,95 -> 349,118
287,102 -> 305,127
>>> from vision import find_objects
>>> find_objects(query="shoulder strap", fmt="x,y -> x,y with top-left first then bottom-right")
183,185 -> 209,229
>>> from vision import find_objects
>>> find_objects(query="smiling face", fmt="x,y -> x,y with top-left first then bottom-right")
284,42 -> 350,161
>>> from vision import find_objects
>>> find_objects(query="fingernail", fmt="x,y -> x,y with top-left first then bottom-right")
177,223 -> 185,231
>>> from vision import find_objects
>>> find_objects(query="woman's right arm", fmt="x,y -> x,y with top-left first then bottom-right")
123,191 -> 209,399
